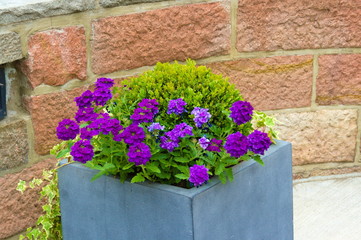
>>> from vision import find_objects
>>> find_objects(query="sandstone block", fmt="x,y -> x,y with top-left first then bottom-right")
207,55 -> 313,110
99,0 -> 164,7
0,158 -> 55,239
20,26 -> 87,88
91,2 -> 230,74
26,86 -> 89,155
317,54 -> 361,105
237,0 -> 361,51
0,31 -> 22,64
273,109 -> 358,165
0,0 -> 96,25
0,118 -> 29,170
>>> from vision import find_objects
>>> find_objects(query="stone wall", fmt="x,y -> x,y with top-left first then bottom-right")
0,0 -> 361,238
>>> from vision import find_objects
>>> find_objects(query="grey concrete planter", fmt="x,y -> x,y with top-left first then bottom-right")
58,140 -> 293,240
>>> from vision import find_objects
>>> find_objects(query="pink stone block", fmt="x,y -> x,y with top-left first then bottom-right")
20,26 -> 87,88
207,55 -> 313,110
317,54 -> 361,105
91,3 -> 230,74
237,0 -> 361,51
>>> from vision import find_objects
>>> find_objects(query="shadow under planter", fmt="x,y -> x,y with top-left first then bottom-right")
58,140 -> 293,240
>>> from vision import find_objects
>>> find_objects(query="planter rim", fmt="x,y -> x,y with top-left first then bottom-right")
60,139 -> 290,198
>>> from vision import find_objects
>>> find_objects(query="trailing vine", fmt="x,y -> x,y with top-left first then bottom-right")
16,169 -> 62,240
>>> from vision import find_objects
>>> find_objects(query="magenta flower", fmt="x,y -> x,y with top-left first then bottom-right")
167,98 -> 187,115
189,165 -> 209,187
74,107 -> 98,123
70,139 -> 94,163
191,107 -> 211,128
198,136 -> 210,149
224,132 -> 249,158
248,130 -> 272,155
130,108 -> 154,124
127,142 -> 152,165
230,101 -> 254,125
56,119 -> 79,140
74,90 -> 94,108
206,138 -> 223,152
95,77 -> 114,89
138,99 -> 159,114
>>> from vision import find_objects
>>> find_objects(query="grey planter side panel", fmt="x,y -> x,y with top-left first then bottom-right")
192,141 -> 293,240
58,165 -> 195,240
58,165 -> 108,240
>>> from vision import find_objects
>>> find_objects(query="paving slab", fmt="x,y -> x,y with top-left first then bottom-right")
294,173 -> 361,240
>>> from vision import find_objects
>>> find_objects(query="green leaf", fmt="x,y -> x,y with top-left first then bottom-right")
174,157 -> 191,163
253,155 -> 265,166
122,162 -> 134,170
16,180 -> 27,193
146,164 -> 161,173
131,173 -> 145,183
225,168 -> 234,182
175,174 -> 189,180
151,153 -> 169,161
215,163 -> 226,175
56,148 -> 70,159
175,165 -> 190,174
218,173 -> 227,184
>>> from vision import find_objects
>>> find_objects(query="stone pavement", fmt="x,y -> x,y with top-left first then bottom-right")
293,173 -> 361,240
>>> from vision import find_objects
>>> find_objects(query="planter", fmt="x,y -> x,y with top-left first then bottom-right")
58,140 -> 293,240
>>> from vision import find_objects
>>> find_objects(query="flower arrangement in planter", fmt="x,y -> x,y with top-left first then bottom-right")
53,60 -> 277,188
51,60 -> 293,240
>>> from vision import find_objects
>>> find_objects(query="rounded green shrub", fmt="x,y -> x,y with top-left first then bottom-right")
110,60 -> 244,129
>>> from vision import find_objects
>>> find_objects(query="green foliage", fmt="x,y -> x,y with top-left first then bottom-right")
110,60 -> 244,128
16,169 -> 62,240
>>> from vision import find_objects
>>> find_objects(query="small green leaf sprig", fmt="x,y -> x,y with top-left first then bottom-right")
16,169 -> 62,240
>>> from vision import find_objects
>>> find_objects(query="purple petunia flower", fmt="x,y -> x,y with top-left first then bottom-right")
80,127 -> 98,140
198,136 -> 210,149
206,138 -> 223,152
224,132 -> 249,158
95,77 -> 114,89
167,98 -> 187,115
138,99 -> 159,114
160,135 -> 180,152
70,139 -> 94,163
56,119 -> 80,140
127,142 -> 152,165
93,88 -> 112,106
74,90 -> 94,108
130,108 -> 154,124
171,122 -> 193,138
189,164 -> 209,187
148,123 -> 165,132
191,107 -> 211,128
114,124 -> 145,144
248,130 -> 272,155
75,107 -> 98,123
230,101 -> 254,125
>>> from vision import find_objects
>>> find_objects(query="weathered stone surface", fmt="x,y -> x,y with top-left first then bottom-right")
0,31 -> 22,65
91,2 -> 230,74
99,0 -> 164,7
26,86 -> 89,155
0,158 -> 55,239
0,118 -> 29,170
207,55 -> 313,110
237,0 -> 361,51
20,26 -> 87,88
272,109 -> 358,165
0,0 -> 96,25
317,54 -> 361,105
